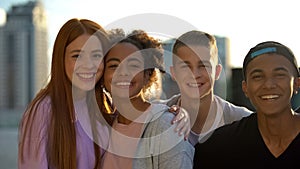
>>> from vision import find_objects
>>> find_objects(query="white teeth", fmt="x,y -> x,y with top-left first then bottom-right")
188,83 -> 201,87
77,73 -> 95,79
261,95 -> 279,99
116,82 -> 131,86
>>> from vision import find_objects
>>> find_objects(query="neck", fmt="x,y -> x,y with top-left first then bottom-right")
73,88 -> 87,101
257,110 -> 300,157
115,96 -> 150,125
258,109 -> 300,140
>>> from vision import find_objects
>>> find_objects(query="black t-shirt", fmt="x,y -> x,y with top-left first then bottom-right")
193,113 -> 300,169
295,106 -> 300,113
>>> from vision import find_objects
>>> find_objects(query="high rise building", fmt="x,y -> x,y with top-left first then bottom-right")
214,36 -> 231,100
0,1 -> 49,109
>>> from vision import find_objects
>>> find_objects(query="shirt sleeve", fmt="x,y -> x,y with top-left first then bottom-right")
18,98 -> 51,169
154,112 -> 194,169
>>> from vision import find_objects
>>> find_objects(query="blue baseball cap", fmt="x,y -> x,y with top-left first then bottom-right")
243,41 -> 299,80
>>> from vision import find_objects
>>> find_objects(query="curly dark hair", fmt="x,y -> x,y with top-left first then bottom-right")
125,30 -> 165,97
106,29 -> 165,100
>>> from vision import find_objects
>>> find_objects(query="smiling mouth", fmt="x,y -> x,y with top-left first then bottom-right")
115,82 -> 131,86
260,95 -> 279,100
187,82 -> 204,88
77,73 -> 96,79
113,81 -> 134,89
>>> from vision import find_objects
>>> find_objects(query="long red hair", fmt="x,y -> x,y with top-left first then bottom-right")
19,18 -> 110,169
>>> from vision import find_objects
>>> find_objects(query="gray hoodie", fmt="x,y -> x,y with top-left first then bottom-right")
132,103 -> 194,169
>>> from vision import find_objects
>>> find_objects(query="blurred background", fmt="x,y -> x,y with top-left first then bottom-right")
1,0 -> 300,168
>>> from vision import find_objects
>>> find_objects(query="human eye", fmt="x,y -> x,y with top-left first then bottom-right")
107,63 -> 119,70
178,63 -> 189,69
200,62 -> 212,68
272,67 -> 290,79
127,59 -> 143,69
71,54 -> 81,59
205,64 -> 212,69
197,64 -> 210,73
92,53 -> 103,58
129,61 -> 142,68
181,64 -> 188,68
275,72 -> 287,79
129,64 -> 140,68
251,74 -> 263,80
199,64 -> 208,70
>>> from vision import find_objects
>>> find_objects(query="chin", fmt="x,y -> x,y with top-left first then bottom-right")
181,92 -> 201,100
183,89 -> 203,98
75,83 -> 96,91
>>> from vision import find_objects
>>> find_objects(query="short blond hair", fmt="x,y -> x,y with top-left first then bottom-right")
172,30 -> 218,64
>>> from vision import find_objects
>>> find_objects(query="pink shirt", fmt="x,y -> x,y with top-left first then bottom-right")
18,96 -> 110,169
101,106 -> 151,169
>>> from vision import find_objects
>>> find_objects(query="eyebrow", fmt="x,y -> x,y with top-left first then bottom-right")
91,49 -> 103,53
127,57 -> 143,63
176,60 -> 210,65
199,60 -> 211,65
249,67 -> 289,75
70,49 -> 103,54
106,58 -> 120,63
249,69 -> 262,76
274,67 -> 289,73
70,49 -> 82,53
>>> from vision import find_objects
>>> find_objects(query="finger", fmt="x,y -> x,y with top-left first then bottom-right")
171,109 -> 184,124
183,120 -> 191,140
182,117 -> 190,135
169,105 -> 180,114
169,105 -> 177,112
177,108 -> 190,140
174,115 -> 188,135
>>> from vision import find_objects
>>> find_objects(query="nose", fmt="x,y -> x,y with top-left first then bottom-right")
80,55 -> 98,69
116,63 -> 129,76
191,67 -> 202,79
263,77 -> 277,89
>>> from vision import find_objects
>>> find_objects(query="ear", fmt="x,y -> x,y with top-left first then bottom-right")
214,64 -> 222,80
242,80 -> 249,98
293,77 -> 300,95
170,66 -> 177,81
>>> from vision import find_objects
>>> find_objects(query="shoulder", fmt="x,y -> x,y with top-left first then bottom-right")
23,96 -> 51,120
152,94 -> 181,107
214,95 -> 253,122
37,96 -> 51,111
194,113 -> 257,167
166,94 -> 181,107
142,103 -> 180,140
20,96 -> 52,138
215,95 -> 252,113
295,106 -> 300,113
22,96 -> 52,124
147,103 -> 174,129
206,113 -> 257,142
143,104 -> 192,158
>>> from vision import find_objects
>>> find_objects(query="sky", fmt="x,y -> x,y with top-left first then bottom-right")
1,0 -> 300,68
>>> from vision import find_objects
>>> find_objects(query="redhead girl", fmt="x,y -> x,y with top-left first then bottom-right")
18,18 -> 111,169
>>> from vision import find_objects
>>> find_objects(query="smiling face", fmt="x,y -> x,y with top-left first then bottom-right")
65,34 -> 104,98
104,42 -> 147,100
242,53 -> 299,116
171,45 -> 221,100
